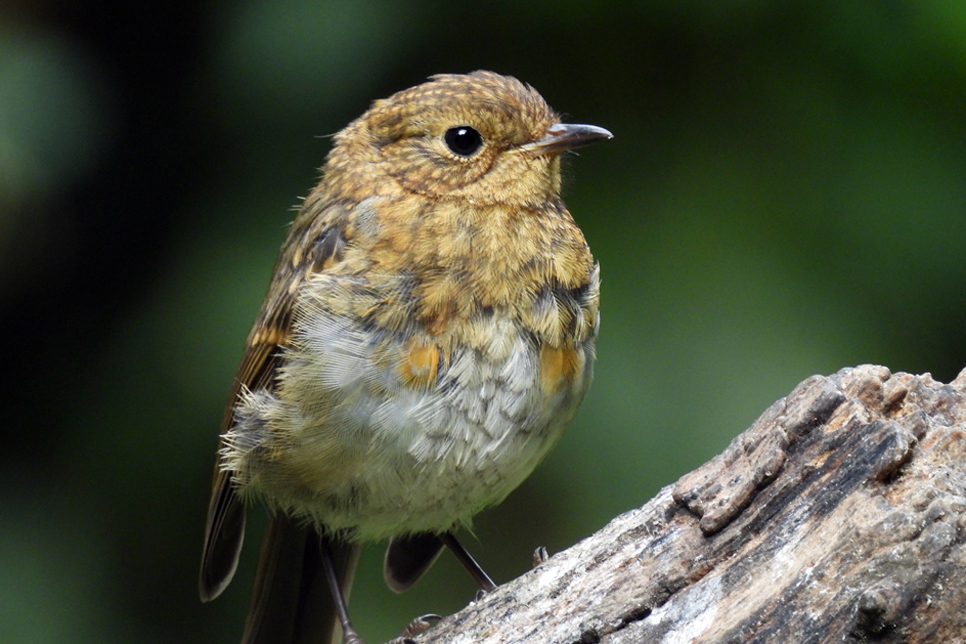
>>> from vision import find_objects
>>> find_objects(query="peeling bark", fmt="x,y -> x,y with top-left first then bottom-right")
412,365 -> 966,644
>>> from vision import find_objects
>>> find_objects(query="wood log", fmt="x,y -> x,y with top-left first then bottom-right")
412,364 -> 966,643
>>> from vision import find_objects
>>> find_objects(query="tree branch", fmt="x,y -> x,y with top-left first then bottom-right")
415,365 -> 966,643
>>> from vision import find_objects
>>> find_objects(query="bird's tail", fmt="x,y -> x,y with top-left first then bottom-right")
241,516 -> 361,644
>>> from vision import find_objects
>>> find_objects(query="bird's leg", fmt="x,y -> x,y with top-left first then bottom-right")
439,532 -> 497,593
319,540 -> 366,644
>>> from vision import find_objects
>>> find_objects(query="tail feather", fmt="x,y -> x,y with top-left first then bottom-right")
242,516 -> 361,644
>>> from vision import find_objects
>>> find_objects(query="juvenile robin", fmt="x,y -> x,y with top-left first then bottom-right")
199,70 -> 611,644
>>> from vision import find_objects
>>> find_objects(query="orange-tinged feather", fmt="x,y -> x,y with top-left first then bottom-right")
538,344 -> 581,396
398,339 -> 442,389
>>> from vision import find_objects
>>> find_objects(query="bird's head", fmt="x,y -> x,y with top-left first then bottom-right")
325,71 -> 611,208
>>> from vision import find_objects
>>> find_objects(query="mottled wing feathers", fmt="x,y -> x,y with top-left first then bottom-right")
199,205 -> 348,602
199,339 -> 284,601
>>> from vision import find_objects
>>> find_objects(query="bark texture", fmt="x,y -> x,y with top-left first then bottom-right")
414,365 -> 966,644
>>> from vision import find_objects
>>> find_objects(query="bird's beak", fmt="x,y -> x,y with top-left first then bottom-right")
522,123 -> 613,156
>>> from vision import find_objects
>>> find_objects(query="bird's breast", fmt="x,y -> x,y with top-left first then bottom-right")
222,263 -> 599,540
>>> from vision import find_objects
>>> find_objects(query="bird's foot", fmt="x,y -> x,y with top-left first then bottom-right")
533,546 -> 549,568
385,613 -> 441,644
344,627 -> 367,644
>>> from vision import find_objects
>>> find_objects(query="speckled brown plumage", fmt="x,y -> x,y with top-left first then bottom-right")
199,70 -> 610,644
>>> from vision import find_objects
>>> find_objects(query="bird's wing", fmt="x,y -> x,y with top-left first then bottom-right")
199,209 -> 349,602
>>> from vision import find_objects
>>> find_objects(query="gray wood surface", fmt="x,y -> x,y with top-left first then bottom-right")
414,365 -> 966,643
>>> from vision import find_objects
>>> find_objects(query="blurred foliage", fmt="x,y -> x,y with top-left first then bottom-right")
1,0 -> 965,642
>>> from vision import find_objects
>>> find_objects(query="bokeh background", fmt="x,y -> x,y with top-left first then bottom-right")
3,1 -> 966,642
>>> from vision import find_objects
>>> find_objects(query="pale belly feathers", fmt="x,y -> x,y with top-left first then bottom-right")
222,273 -> 597,541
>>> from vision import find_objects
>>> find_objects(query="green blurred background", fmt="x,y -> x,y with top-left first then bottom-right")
2,0 -> 965,642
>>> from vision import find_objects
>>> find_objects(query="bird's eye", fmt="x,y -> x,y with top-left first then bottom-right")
444,126 -> 484,157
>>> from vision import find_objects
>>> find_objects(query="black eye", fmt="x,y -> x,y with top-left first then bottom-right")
444,126 -> 484,157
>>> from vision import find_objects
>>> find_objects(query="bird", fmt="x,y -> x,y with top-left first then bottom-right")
199,70 -> 611,644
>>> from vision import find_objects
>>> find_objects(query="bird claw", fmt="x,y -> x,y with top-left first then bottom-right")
385,613 -> 441,643
533,546 -> 549,568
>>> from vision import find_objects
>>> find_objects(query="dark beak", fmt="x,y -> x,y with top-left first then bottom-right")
523,123 -> 613,156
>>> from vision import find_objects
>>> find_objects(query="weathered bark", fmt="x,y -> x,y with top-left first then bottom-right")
414,365 -> 966,643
